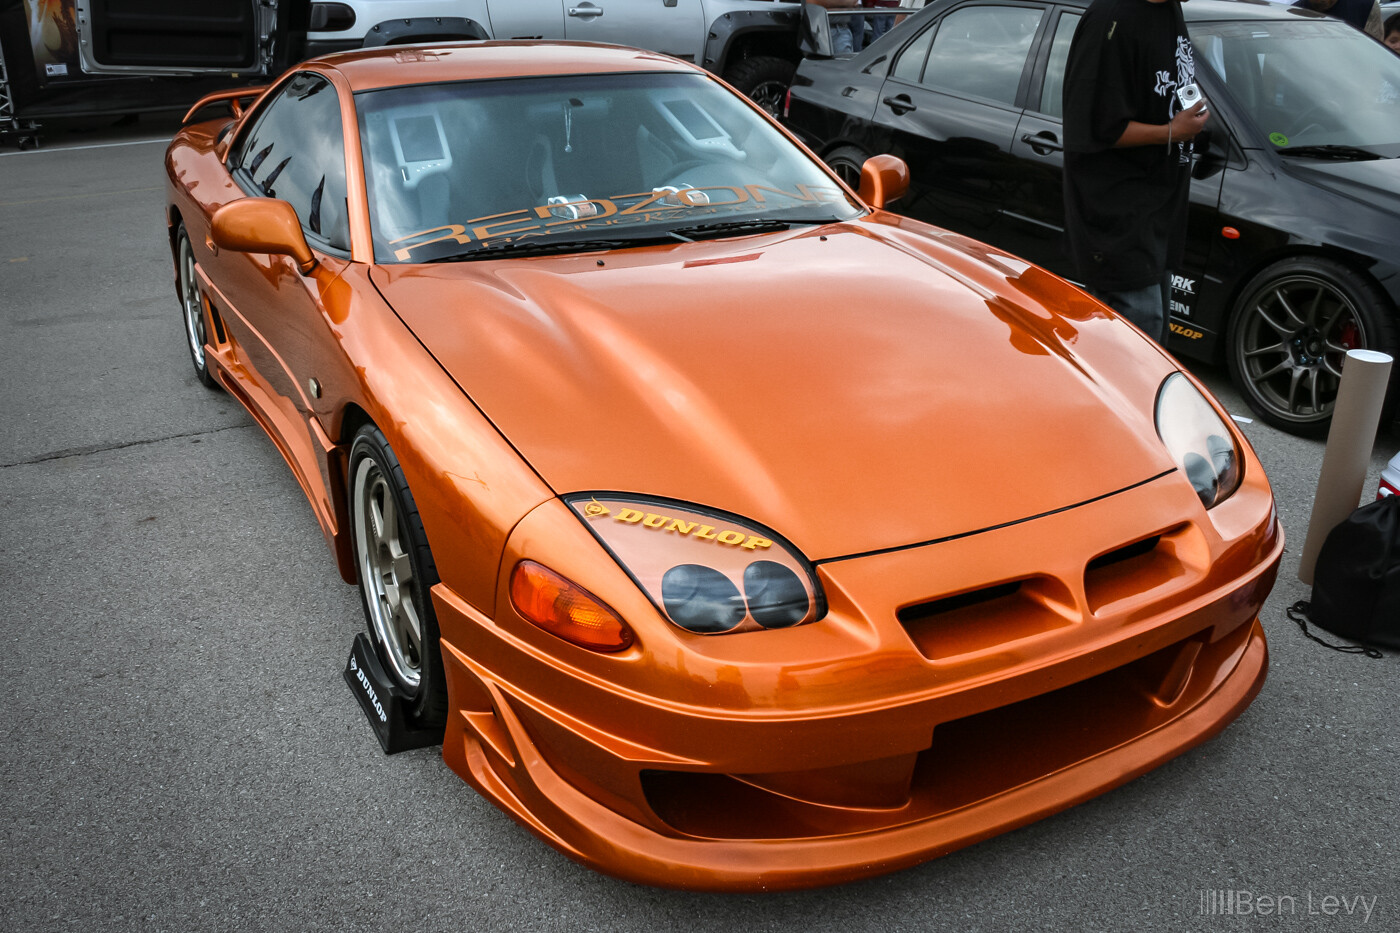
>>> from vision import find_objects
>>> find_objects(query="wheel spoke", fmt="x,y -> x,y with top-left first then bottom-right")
1319,304 -> 1350,339
1286,366 -> 1307,413
1244,341 -> 1288,360
399,599 -> 423,651
1307,367 -> 1322,414
367,488 -> 387,543
1252,357 -> 1294,383
1304,284 -> 1324,329
378,485 -> 398,545
1273,288 -> 1310,331
1254,299 -> 1298,338
391,549 -> 413,588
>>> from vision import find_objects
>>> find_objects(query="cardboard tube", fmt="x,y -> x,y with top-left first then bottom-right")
1298,349 -> 1394,584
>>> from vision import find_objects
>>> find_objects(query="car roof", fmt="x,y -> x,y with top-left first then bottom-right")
957,0 -> 1327,22
1182,0 -> 1328,23
310,40 -> 701,92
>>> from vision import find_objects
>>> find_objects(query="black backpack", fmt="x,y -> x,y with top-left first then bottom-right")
1289,494 -> 1400,657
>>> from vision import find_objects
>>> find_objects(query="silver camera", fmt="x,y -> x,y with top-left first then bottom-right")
1177,83 -> 1204,110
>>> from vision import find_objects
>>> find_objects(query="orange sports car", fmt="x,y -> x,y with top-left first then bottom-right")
166,41 -> 1283,891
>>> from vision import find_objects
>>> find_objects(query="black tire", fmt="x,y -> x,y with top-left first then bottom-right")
349,425 -> 447,732
723,55 -> 796,118
825,144 -> 872,191
176,223 -> 218,390
1226,256 -> 1399,437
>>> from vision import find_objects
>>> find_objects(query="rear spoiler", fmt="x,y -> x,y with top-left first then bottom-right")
182,86 -> 270,125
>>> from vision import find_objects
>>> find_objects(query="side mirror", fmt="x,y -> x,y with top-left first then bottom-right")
859,154 -> 909,209
798,4 -> 834,58
211,197 -> 317,274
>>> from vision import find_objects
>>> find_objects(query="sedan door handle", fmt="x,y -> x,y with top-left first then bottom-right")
882,95 -> 916,115
1020,132 -> 1063,153
568,4 -> 604,17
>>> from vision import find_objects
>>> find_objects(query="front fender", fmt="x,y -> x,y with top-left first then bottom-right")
361,16 -> 489,46
703,7 -> 803,73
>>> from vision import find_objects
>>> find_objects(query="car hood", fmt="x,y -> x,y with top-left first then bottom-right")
371,218 -> 1180,560
1280,157 -> 1400,214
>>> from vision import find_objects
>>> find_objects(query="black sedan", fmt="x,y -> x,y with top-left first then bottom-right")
785,0 -> 1400,436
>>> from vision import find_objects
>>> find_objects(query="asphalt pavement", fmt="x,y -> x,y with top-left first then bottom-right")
1,118 -> 1397,933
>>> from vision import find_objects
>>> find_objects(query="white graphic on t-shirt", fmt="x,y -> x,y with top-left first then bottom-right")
1176,36 -> 1196,92
1154,70 -> 1175,98
1172,36 -> 1197,163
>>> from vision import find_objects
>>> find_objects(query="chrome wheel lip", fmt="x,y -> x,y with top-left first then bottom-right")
1234,273 -> 1363,426
178,234 -> 206,369
352,455 -> 423,695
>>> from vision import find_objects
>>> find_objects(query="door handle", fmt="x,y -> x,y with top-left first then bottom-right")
882,95 -> 916,115
1020,132 -> 1063,153
568,4 -> 604,17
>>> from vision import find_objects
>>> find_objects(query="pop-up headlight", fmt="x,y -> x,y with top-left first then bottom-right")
1155,372 -> 1242,509
566,495 -> 825,635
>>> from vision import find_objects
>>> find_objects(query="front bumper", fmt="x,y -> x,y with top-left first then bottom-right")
432,471 -> 1282,891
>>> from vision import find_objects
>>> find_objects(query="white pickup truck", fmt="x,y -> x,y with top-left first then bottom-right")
306,0 -> 806,113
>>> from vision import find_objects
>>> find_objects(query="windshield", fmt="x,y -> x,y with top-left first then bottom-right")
1191,18 -> 1400,154
356,72 -> 861,262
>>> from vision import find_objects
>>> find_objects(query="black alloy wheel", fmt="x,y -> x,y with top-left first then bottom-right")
1226,256 -> 1397,437
724,56 -> 797,119
825,145 -> 872,191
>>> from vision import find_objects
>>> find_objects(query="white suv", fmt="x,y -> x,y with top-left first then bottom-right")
307,0 -> 805,114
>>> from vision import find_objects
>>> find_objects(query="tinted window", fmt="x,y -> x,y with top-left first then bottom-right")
1038,11 -> 1080,118
922,5 -> 1043,106
232,72 -> 350,251
891,22 -> 936,83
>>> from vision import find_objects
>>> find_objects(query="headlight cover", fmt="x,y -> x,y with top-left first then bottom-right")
1155,372 -> 1242,509
565,495 -> 826,635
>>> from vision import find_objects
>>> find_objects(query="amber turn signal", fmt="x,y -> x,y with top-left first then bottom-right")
510,561 -> 635,652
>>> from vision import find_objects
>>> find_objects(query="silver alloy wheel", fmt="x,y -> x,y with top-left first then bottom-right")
352,455 -> 423,694
179,233 -> 206,368
1233,273 -> 1365,426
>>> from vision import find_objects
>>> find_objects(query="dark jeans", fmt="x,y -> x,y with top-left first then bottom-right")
1089,276 -> 1170,346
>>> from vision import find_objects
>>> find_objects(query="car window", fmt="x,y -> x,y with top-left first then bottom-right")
1189,19 -> 1400,151
356,72 -> 861,263
921,5 -> 1044,107
1037,11 -> 1080,118
230,72 -> 350,252
891,21 -> 937,83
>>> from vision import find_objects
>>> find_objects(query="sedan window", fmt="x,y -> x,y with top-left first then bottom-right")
921,6 -> 1044,106
1037,11 -> 1080,118
891,21 -> 937,84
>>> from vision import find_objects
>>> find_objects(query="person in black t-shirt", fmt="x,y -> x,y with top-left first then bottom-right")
1292,0 -> 1384,41
1061,0 -> 1209,345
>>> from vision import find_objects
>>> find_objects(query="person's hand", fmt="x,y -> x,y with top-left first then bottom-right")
1170,100 -> 1210,141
